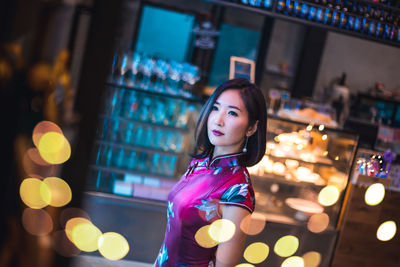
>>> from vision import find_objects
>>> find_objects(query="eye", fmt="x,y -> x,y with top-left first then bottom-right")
212,105 -> 218,111
229,111 -> 238,117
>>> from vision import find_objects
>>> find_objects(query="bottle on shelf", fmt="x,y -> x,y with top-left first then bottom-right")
307,5 -> 317,20
300,1 -> 309,18
331,0 -> 342,26
322,1 -> 333,24
277,0 -> 286,13
285,0 -> 295,15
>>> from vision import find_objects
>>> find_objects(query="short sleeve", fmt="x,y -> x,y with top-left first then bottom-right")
215,171 -> 255,213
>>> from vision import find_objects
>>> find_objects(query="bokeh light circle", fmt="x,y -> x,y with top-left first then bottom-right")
42,177 -> 72,207
243,242 -> 269,264
377,221 -> 397,241
38,132 -> 71,164
365,183 -> 385,206
71,222 -> 102,252
236,264 -> 255,267
318,186 -> 340,206
33,121 -> 63,147
65,217 -> 93,242
302,251 -> 321,267
240,212 -> 266,235
209,219 -> 236,243
281,256 -> 304,267
98,232 -> 130,260
195,225 -> 218,248
20,178 -> 51,209
307,213 -> 330,233
274,235 -> 299,257
22,208 -> 53,236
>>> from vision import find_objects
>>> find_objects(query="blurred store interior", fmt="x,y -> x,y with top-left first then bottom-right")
1,0 -> 400,266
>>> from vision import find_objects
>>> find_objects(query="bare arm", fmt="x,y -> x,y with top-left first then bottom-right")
215,205 -> 251,267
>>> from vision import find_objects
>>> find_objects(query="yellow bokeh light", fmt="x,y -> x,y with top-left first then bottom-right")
32,121 -> 63,148
20,178 -> 51,209
321,135 -> 327,140
42,177 -> 72,207
243,242 -> 269,264
98,232 -> 130,260
71,222 -> 102,252
274,235 -> 299,257
65,217 -> 93,242
307,213 -> 330,233
377,221 -> 397,241
208,219 -> 236,243
195,225 -> 218,248
281,256 -> 304,267
240,212 -> 266,235
22,208 -> 53,236
302,251 -> 321,267
306,125 -> 313,131
365,183 -> 385,206
236,264 -> 255,267
38,132 -> 71,164
335,156 -> 339,161
318,186 -> 340,206
323,151 -> 328,156
318,125 -> 324,131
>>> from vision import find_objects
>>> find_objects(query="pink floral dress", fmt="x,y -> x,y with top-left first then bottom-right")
155,152 -> 255,267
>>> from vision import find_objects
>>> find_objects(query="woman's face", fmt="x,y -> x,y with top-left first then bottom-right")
207,89 -> 254,157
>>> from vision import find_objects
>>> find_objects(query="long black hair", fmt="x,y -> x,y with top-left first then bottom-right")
193,78 -> 267,167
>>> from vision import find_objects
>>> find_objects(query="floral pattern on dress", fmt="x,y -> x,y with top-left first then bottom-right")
157,244 -> 168,267
220,184 -> 249,203
195,199 -> 219,220
167,201 -> 174,231
213,167 -> 223,175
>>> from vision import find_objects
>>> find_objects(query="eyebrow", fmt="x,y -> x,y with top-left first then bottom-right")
215,101 -> 241,111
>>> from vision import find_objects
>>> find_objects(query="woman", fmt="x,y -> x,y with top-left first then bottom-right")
155,78 -> 267,267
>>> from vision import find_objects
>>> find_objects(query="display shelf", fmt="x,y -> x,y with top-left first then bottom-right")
95,140 -> 185,156
205,0 -> 400,48
100,115 -> 190,132
91,164 -> 176,180
106,82 -> 203,102
267,152 -> 334,166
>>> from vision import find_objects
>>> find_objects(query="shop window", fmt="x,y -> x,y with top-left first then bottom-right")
135,5 -> 195,62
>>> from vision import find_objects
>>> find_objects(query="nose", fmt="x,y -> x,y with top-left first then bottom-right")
215,110 -> 224,127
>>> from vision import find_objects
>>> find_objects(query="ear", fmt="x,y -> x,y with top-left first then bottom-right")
246,120 -> 259,137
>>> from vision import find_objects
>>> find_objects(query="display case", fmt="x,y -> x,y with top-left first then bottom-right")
86,83 -> 203,201
249,116 -> 358,230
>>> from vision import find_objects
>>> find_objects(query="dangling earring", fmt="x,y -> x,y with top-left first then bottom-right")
242,136 -> 249,153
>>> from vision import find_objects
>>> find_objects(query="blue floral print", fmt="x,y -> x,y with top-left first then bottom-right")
220,184 -> 249,203
167,201 -> 174,231
157,244 -> 168,267
195,199 -> 218,220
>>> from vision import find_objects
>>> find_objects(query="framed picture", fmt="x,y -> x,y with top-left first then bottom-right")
229,56 -> 255,83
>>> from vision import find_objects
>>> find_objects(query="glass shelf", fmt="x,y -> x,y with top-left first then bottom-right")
100,115 -> 190,132
95,140 -> 185,156
106,82 -> 204,102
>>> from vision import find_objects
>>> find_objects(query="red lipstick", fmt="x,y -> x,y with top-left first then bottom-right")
212,130 -> 224,136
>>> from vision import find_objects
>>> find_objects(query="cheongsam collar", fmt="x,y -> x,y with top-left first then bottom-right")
208,152 -> 244,168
